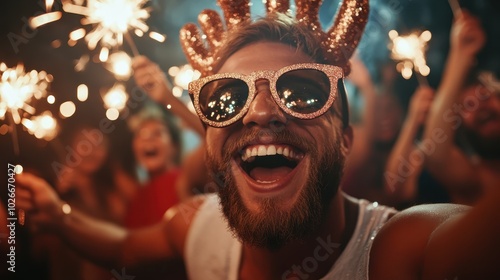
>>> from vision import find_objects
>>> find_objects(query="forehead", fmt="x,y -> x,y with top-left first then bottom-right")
218,42 -> 315,75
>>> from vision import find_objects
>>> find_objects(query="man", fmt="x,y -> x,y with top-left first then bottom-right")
16,1 -> 500,279
423,11 -> 500,205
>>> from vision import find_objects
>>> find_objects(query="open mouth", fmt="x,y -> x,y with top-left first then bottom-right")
143,148 -> 159,158
237,144 -> 305,184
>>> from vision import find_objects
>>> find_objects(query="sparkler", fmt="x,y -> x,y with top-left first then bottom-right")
388,30 -> 432,86
31,0 -> 165,57
448,0 -> 462,18
61,0 -> 151,56
22,111 -> 59,141
0,63 -> 53,155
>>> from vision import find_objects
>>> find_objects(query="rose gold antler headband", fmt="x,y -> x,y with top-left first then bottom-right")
180,0 -> 369,76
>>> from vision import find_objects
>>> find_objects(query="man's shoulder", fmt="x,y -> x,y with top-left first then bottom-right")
368,203 -> 470,279
162,194 -> 217,257
166,193 -> 217,225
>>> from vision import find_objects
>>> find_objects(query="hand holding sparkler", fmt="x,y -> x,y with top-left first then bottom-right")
450,11 -> 486,59
0,63 -> 53,155
132,56 -> 204,135
16,172 -> 68,231
132,56 -> 172,104
407,86 -> 435,126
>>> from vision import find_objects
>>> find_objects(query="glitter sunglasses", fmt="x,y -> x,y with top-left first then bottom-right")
188,63 -> 347,128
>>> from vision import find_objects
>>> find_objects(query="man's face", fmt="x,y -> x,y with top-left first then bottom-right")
204,42 -> 351,249
133,120 -> 174,174
460,84 -> 500,159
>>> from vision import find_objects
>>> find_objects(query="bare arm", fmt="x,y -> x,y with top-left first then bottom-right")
132,56 -> 204,136
423,12 -> 486,195
371,166 -> 500,279
384,86 -> 434,204
422,166 -> 500,279
16,173 -> 196,269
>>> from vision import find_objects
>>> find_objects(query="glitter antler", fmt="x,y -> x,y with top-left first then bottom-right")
180,0 -> 369,76
322,0 -> 369,74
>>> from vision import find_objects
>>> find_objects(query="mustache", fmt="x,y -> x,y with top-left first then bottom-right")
222,127 -> 315,159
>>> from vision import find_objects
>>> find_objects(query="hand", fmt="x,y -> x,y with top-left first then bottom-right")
408,86 -> 434,125
56,166 -> 76,194
132,55 -> 172,105
16,173 -> 65,232
450,11 -> 486,58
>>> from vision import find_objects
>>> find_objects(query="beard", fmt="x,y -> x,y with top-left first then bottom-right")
206,128 -> 346,250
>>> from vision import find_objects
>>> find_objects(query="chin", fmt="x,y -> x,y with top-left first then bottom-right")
207,132 -> 345,250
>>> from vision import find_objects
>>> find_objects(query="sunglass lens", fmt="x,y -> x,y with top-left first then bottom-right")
200,78 -> 249,122
276,69 -> 330,114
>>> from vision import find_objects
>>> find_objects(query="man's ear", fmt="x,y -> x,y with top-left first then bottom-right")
341,125 -> 353,157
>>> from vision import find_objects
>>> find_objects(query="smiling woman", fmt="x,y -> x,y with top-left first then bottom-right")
125,102 -> 182,228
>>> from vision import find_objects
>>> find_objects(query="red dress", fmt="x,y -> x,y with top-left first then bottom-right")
124,169 -> 186,279
125,169 -> 180,228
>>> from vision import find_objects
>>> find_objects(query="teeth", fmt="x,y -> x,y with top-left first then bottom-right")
267,145 -> 276,155
257,146 -> 267,156
240,145 -> 304,162
283,147 -> 290,157
277,146 -> 283,154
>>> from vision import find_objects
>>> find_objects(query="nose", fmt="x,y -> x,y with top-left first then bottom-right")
242,80 -> 287,128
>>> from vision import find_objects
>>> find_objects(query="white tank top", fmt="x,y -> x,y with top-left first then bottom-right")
185,194 -> 396,280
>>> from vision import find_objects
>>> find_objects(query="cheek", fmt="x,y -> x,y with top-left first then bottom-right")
132,140 -> 142,156
206,128 -> 228,157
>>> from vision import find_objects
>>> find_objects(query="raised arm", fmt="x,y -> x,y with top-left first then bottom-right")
423,11 -> 486,196
384,86 -> 434,204
421,164 -> 500,279
371,163 -> 500,279
344,56 -> 378,170
16,173 -> 195,269
132,56 -> 205,136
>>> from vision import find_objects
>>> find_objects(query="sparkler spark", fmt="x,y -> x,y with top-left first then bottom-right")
63,0 -> 151,52
22,111 -> 59,141
102,84 -> 128,111
104,51 -> 132,80
0,63 -> 52,124
389,30 -> 432,81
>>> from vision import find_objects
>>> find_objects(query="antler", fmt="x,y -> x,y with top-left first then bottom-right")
324,0 -> 369,75
218,0 -> 251,30
180,0 -> 369,76
180,0 -> 251,76
295,0 -> 323,39
264,0 -> 290,14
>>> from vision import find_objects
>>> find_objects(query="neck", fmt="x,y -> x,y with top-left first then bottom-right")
239,192 -> 357,279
